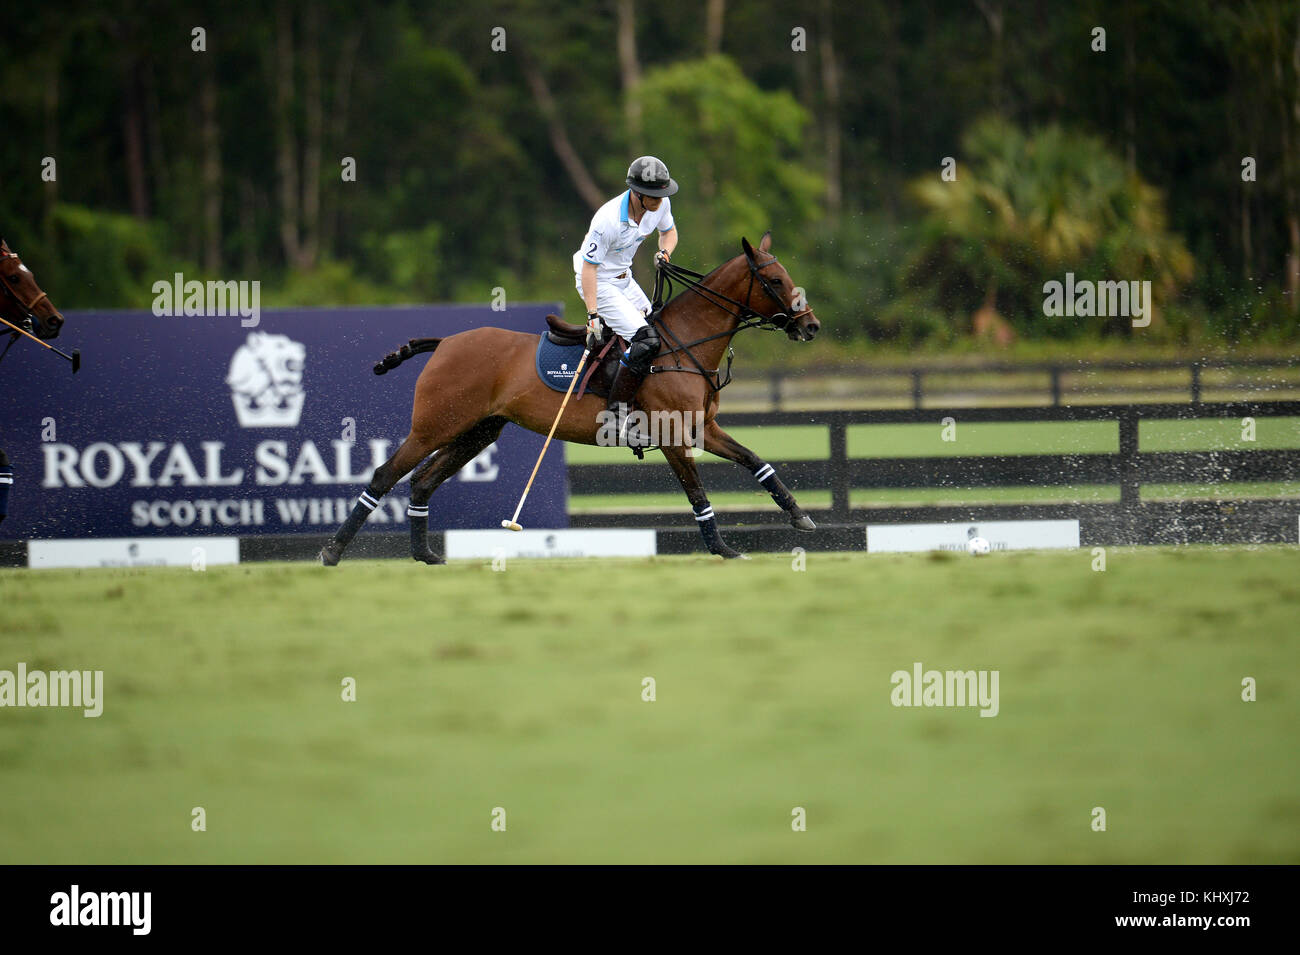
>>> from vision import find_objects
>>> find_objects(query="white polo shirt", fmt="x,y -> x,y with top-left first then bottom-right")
573,191 -> 675,280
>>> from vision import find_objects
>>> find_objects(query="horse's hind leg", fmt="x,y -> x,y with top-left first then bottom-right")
700,419 -> 816,531
320,433 -> 439,565
660,445 -> 746,559
407,417 -> 507,564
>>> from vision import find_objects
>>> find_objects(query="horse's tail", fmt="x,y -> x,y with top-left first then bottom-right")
373,337 -> 442,375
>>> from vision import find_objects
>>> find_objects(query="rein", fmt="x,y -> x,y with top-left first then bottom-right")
648,254 -> 811,394
0,330 -> 18,366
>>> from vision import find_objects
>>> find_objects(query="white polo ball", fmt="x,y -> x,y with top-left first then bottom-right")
967,536 -> 991,556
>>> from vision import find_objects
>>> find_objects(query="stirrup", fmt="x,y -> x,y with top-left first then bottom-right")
613,403 -> 653,451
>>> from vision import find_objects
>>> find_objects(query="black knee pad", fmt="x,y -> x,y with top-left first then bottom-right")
625,326 -> 660,374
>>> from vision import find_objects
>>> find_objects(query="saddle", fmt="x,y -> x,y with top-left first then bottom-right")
544,313 -> 589,345
538,314 -> 624,400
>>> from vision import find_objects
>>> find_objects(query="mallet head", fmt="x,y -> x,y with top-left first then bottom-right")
501,520 -> 523,532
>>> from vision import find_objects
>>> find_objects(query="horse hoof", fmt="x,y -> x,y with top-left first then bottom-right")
712,547 -> 748,560
412,550 -> 446,565
319,542 -> 343,566
791,513 -> 817,532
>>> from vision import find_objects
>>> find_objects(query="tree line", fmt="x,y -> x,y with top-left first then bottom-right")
2,0 -> 1298,346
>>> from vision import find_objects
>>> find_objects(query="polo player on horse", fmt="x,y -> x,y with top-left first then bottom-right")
575,156 -> 679,447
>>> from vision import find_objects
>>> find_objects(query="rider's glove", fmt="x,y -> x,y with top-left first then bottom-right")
655,250 -> 670,267
585,313 -> 603,350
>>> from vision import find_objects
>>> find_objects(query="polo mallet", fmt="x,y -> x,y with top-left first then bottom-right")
0,314 -> 80,372
501,343 -> 593,531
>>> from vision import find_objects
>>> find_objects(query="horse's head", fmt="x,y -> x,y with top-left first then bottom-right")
0,239 -> 64,340
738,232 -> 820,342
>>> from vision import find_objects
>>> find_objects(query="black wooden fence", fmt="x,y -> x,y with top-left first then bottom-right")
762,358 -> 1300,410
568,401 -> 1300,530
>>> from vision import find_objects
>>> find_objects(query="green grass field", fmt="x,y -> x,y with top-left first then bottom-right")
2,547 -> 1297,864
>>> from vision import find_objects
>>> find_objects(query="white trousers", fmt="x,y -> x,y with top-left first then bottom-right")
575,271 -> 651,340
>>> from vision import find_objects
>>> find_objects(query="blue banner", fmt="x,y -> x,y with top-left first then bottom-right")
0,304 -> 568,539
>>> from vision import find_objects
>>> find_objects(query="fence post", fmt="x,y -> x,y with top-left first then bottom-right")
770,371 -> 783,411
829,417 -> 850,523
1118,409 -> 1140,507
1050,366 -> 1062,406
1190,362 -> 1201,404
911,370 -> 923,409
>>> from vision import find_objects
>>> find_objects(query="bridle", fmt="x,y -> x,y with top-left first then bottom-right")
741,253 -> 815,328
647,253 -> 813,394
659,253 -> 812,331
0,251 -> 55,323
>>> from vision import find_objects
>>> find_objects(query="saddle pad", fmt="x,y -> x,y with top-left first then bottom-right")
535,334 -> 588,393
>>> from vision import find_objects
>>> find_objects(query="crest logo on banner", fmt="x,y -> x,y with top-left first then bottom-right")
226,332 -> 306,427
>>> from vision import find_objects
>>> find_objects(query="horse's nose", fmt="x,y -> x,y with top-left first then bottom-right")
804,318 -> 820,340
49,313 -> 64,329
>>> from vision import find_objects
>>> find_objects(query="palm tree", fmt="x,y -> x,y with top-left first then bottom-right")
908,117 -> 1194,337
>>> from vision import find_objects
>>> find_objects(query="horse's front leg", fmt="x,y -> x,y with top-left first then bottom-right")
660,445 -> 747,559
700,419 -> 816,532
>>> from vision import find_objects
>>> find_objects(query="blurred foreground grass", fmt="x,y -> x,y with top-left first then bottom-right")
1,547 -> 1297,863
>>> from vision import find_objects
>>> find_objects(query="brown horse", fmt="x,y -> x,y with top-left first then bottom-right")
320,232 -> 821,563
0,238 -> 67,527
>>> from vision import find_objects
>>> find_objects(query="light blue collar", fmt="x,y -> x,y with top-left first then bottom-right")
619,191 -> 631,224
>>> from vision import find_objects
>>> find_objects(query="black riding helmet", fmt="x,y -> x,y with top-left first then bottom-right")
626,156 -> 678,197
